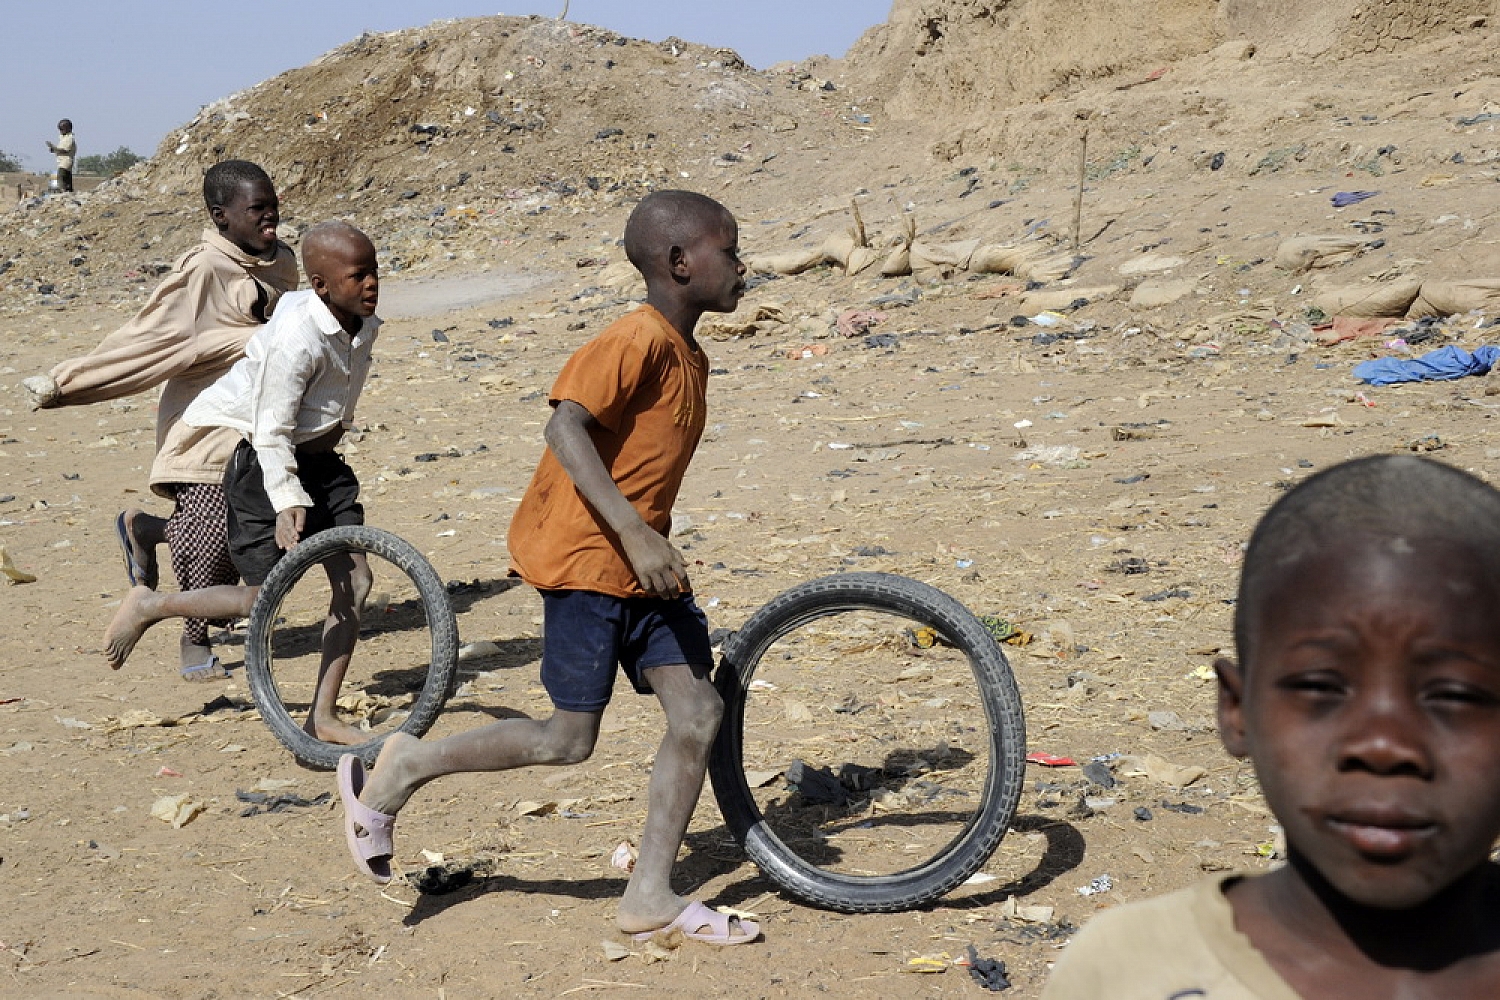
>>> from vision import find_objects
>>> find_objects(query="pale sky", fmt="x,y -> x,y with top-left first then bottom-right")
3,1 -> 891,172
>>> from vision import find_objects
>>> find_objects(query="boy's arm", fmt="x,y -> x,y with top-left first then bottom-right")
545,400 -> 688,598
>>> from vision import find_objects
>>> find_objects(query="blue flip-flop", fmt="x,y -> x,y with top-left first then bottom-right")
114,511 -> 157,590
180,655 -> 228,682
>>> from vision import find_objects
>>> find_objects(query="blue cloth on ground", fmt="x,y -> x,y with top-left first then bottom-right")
1331,190 -> 1380,208
1353,344 -> 1500,386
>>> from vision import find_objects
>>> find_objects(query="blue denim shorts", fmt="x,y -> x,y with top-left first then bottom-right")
539,590 -> 714,713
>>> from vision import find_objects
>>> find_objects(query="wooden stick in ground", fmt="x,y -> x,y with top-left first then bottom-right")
1072,128 -> 1089,256
850,197 -> 868,248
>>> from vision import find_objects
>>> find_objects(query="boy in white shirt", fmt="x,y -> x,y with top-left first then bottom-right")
104,220 -> 381,746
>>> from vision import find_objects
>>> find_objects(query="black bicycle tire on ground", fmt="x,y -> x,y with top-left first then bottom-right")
244,525 -> 459,771
708,572 -> 1027,913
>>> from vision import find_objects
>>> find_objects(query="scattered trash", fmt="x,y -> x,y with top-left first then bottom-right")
1331,190 -> 1380,208
235,789 -> 331,817
0,547 -> 36,584
1026,752 -> 1077,767
836,309 -> 886,338
1354,344 -> 1500,386
997,896 -> 1055,923
407,862 -> 476,894
610,840 -> 637,872
1077,874 -> 1113,896
150,793 -> 206,829
961,944 -> 1012,991
458,640 -> 503,661
785,759 -> 853,805
902,953 -> 950,974
1081,761 -> 1116,788
1117,753 -> 1206,788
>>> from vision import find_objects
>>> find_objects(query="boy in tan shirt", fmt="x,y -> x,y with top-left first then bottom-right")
23,160 -> 296,679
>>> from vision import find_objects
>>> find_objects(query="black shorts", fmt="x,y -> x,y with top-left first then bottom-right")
224,440 -> 363,586
539,590 -> 714,713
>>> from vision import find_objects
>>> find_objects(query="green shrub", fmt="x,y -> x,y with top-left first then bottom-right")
77,146 -> 144,177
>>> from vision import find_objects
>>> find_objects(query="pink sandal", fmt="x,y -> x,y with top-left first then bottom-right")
337,754 -> 395,884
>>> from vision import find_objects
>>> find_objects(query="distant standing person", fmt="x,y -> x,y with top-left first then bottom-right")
46,119 -> 75,192
22,160 -> 297,680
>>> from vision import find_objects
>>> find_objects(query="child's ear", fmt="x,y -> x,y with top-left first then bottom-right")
1215,656 -> 1250,758
669,244 -> 690,280
308,273 -> 327,296
208,205 -> 227,229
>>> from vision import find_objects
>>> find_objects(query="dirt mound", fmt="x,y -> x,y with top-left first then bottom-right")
1224,0 -> 1492,58
847,0 -> 1221,118
0,15 -> 854,309
846,0 -> 1494,120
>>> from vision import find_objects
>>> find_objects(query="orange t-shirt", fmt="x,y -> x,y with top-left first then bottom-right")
508,305 -> 709,597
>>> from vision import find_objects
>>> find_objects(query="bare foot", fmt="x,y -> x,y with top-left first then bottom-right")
103,586 -> 156,670
304,714 -> 370,747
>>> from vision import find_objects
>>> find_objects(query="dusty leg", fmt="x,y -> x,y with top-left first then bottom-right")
163,484 -> 237,673
104,584 -> 256,670
304,550 -> 373,745
616,663 -> 728,935
357,710 -> 603,816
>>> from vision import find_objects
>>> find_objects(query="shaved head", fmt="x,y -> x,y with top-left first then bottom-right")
1236,454 -> 1500,663
623,189 -> 733,278
300,220 -> 373,277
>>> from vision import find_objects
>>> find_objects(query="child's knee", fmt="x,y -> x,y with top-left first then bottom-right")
670,686 -> 724,748
539,714 -> 599,765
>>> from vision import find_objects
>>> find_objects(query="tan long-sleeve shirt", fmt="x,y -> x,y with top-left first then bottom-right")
46,229 -> 299,496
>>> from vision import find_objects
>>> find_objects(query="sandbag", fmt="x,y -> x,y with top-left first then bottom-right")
1407,278 -> 1500,319
1019,285 -> 1120,312
879,244 -> 911,277
970,244 -> 1072,283
1275,236 -> 1365,272
1310,277 -> 1422,318
746,248 -> 826,275
910,238 -> 982,282
846,245 -> 882,276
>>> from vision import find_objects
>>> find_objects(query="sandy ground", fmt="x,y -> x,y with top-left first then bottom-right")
5,8 -> 1500,998
6,253 -> 1497,997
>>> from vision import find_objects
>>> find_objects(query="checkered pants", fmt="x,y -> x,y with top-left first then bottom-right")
165,483 -> 238,645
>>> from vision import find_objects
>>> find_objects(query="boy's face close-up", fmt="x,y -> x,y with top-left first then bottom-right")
1219,534 -> 1500,910
311,236 -> 379,331
683,213 -> 745,314
212,178 -> 280,257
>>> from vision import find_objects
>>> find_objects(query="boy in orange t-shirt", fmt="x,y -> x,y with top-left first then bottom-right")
335,190 -> 759,946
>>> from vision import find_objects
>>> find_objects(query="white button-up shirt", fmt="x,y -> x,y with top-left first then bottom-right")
185,288 -> 379,512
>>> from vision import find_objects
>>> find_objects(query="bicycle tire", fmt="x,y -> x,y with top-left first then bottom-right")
708,572 -> 1026,913
244,524 -> 459,770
